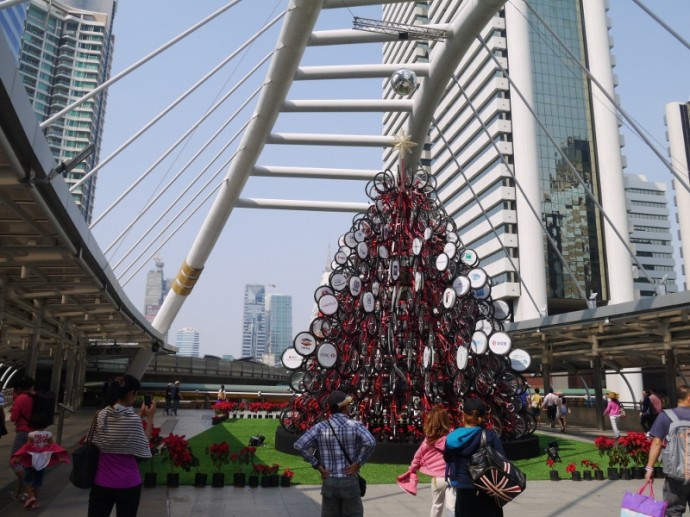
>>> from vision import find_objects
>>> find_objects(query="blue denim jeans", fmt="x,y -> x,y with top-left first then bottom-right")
321,476 -> 363,517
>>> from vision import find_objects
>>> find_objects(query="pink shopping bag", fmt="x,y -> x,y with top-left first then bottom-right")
620,480 -> 668,517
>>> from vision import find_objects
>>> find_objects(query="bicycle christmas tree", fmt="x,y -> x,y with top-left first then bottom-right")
281,132 -> 534,442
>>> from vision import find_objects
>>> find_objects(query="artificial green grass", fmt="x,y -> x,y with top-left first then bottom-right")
140,420 -> 611,485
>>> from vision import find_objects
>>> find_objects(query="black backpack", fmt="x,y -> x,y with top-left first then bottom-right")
29,391 -> 56,428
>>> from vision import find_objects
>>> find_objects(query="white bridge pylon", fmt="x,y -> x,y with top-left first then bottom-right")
126,0 -> 509,377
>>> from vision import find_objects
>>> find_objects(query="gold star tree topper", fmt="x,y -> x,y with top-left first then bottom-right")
392,130 -> 417,157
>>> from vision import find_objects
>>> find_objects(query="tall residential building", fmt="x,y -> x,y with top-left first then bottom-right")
383,1 -> 634,320
0,0 -> 116,223
143,257 -> 169,324
666,101 -> 690,290
241,284 -> 266,359
624,173 -> 678,297
175,327 -> 200,358
266,293 -> 293,364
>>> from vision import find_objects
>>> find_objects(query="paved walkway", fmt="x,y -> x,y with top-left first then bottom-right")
0,409 -> 682,516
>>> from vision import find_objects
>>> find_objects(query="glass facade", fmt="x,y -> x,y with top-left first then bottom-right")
528,0 -> 607,301
241,284 -> 266,359
175,327 -> 200,358
266,294 -> 293,364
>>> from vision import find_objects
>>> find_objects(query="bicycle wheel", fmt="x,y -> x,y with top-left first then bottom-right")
280,406 -> 303,433
303,370 -> 324,394
288,371 -> 306,393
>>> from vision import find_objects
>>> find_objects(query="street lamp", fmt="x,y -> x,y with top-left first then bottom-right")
587,292 -> 598,310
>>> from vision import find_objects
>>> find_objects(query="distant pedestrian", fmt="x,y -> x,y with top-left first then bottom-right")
541,389 -> 559,429
217,384 -> 226,402
649,389 -> 663,416
164,383 -> 173,415
557,394 -> 571,432
171,381 -> 182,416
604,391 -> 624,439
529,388 -> 543,427
640,389 -> 655,432
8,375 -> 36,502
294,391 -> 376,517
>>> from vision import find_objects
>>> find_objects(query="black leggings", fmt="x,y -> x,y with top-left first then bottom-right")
88,484 -> 142,517
456,488 -> 504,516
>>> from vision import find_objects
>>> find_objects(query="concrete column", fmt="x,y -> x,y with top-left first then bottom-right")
541,338 -> 551,391
49,336 -> 64,409
665,351 -> 678,407
74,348 -> 88,409
24,303 -> 43,378
592,353 -> 605,431
64,342 -> 77,407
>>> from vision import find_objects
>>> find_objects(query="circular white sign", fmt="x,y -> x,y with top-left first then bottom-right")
378,245 -> 389,259
294,332 -> 317,356
361,292 -> 375,313
488,331 -> 512,356
391,260 -> 400,280
472,286 -> 491,300
349,277 -> 362,297
471,331 -> 488,355
493,300 -> 511,321
317,342 -> 338,368
357,241 -> 368,259
344,232 -> 357,248
318,294 -> 339,315
424,227 -> 433,241
436,253 -> 449,272
354,230 -> 366,242
371,282 -> 380,297
330,273 -> 347,291
447,232 -> 459,244
456,347 -> 469,370
453,275 -> 471,297
281,348 -> 303,370
334,249 -> 349,265
509,348 -> 531,372
414,271 -> 424,292
443,287 -> 457,309
314,285 -> 333,302
461,249 -> 478,267
475,319 -> 493,335
422,346 -> 434,368
412,237 -> 423,256
444,242 -> 457,259
468,268 -> 488,289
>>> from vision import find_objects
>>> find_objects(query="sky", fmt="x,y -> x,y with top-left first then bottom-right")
90,1 -> 690,359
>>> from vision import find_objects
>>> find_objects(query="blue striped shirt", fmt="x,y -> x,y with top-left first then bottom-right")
294,413 -> 376,478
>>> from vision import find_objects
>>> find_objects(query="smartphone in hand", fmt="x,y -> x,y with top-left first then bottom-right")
144,394 -> 152,408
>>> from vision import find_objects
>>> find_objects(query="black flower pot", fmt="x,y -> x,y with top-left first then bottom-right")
280,476 -> 291,487
654,466 -> 664,479
607,467 -> 619,481
619,467 -> 631,480
549,470 -> 560,481
633,467 -> 646,479
571,471 -> 581,481
582,470 -> 592,481
144,472 -> 157,488
248,474 -> 259,488
167,473 -> 179,488
261,475 -> 271,488
270,474 -> 279,487
594,469 -> 605,481
212,473 -> 224,488
194,473 -> 208,487
233,473 -> 246,488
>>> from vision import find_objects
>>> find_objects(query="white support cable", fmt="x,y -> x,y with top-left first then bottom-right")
90,56 -> 269,229
520,0 -> 690,196
0,0 -> 27,9
113,145 -> 241,274
476,34 -> 658,288
431,118 -> 542,314
118,183 -> 224,288
39,0 -> 242,129
107,116 -> 252,258
631,0 -> 690,51
447,75 -> 588,303
71,12 -> 285,193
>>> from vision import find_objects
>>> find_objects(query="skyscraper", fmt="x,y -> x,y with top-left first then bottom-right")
241,284 -> 266,359
666,101 -> 690,290
266,293 -> 292,364
383,1 -> 633,320
624,173 -> 678,297
0,0 -> 117,223
175,327 -> 200,358
143,257 -> 169,324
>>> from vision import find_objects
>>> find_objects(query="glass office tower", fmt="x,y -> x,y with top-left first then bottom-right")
0,0 -> 116,223
266,293 -> 293,365
175,327 -> 200,358
241,284 -> 266,359
383,1 -> 633,320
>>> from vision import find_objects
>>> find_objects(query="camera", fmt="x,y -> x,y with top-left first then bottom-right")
144,394 -> 152,408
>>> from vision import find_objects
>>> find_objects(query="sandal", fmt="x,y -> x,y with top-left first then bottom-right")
28,501 -> 39,511
23,497 -> 36,509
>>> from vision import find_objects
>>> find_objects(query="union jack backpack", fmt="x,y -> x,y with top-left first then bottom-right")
468,430 -> 526,506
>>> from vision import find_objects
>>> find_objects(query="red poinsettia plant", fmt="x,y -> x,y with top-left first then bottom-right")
581,459 -> 600,472
206,441 -> 231,472
161,433 -> 199,472
565,462 -> 577,474
230,446 -> 256,475
282,467 -> 295,479
619,432 -> 651,466
595,434 -> 630,467
546,458 -> 557,470
144,423 -> 164,472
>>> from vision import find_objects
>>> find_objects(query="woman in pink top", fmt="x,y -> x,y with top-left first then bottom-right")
399,405 -> 455,517
603,391 -> 624,439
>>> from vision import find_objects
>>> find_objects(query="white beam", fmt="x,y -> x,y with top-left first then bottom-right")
267,133 -> 393,147
253,166 -> 378,180
295,63 -> 429,80
236,198 -> 368,212
282,99 -> 412,112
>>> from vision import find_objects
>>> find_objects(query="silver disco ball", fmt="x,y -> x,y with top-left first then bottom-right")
390,68 -> 417,96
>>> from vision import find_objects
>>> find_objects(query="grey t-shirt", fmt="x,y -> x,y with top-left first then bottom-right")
648,407 -> 690,440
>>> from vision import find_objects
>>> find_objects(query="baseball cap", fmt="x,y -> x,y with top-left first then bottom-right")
463,398 -> 486,415
327,391 -> 353,408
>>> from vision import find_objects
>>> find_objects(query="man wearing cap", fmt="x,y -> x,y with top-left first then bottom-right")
294,391 -> 376,516
171,381 -> 182,416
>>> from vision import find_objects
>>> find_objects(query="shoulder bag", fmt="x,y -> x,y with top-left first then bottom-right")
69,410 -> 101,489
326,418 -> 367,497
469,429 -> 526,507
